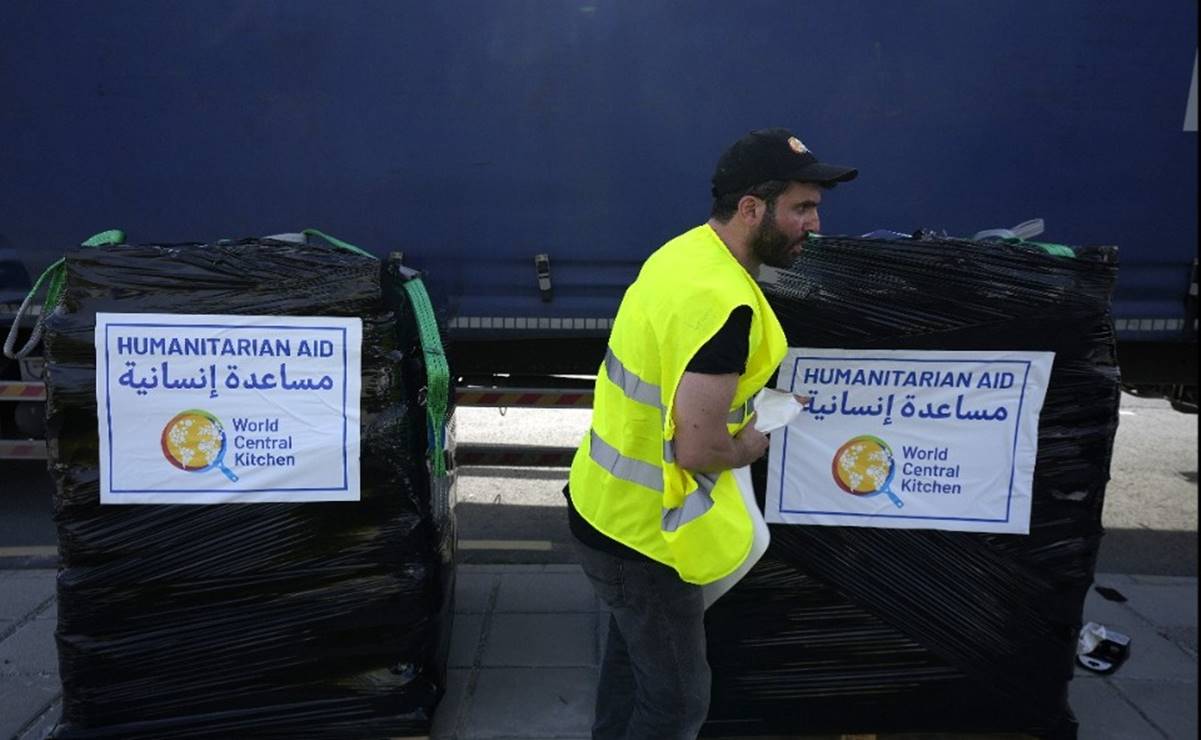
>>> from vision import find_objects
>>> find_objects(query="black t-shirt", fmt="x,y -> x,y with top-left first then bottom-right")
564,306 -> 752,560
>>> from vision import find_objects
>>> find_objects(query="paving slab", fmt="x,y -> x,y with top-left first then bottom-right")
1091,574 -> 1138,587
450,614 -> 485,668
542,565 -> 587,574
1155,625 -> 1198,656
1115,582 -> 1198,632
0,619 -> 59,676
0,675 -> 60,740
455,572 -> 498,614
461,564 -> 546,573
462,667 -> 596,739
1069,676 -> 1167,739
0,571 -> 55,621
1111,678 -> 1199,740
16,698 -> 61,740
482,613 -> 596,668
494,571 -> 596,613
1127,574 -> 1196,585
431,667 -> 470,739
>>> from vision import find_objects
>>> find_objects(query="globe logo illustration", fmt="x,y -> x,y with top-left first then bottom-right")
161,409 -> 239,482
831,435 -> 903,508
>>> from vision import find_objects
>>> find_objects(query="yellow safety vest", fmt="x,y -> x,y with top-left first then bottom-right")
568,224 -> 788,585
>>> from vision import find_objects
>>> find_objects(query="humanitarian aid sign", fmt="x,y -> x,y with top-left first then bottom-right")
765,349 -> 1053,534
96,313 -> 362,504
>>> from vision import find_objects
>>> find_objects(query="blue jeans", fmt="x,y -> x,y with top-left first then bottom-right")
574,540 -> 711,740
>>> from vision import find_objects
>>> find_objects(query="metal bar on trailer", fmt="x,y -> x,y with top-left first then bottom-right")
454,387 -> 593,408
0,382 -> 46,402
0,439 -> 48,460
456,443 -> 576,468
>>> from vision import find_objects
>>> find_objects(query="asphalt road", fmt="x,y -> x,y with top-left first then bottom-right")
1,391 -> 1197,574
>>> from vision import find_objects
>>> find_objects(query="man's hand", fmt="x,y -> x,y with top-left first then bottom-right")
732,416 -> 769,466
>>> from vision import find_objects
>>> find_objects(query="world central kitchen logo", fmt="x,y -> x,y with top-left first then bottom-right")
831,435 -> 964,507
161,410 -> 295,479
831,435 -> 903,508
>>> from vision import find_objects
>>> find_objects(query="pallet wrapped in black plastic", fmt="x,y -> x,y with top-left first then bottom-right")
40,237 -> 456,738
703,236 -> 1119,740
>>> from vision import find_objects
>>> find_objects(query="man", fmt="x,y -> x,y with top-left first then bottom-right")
564,128 -> 856,739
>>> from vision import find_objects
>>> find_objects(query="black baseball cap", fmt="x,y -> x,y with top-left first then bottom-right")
711,128 -> 858,197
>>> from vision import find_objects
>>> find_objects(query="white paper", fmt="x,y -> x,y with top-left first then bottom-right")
702,389 -> 806,608
95,313 -> 362,504
765,348 -> 1053,534
752,388 -> 808,433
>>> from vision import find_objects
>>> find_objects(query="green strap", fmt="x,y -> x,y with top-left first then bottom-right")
999,237 -> 1076,258
28,258 -> 64,315
42,229 -> 124,309
80,229 -> 125,247
4,229 -> 123,359
301,228 -> 375,258
1024,240 -> 1077,258
403,277 -> 450,477
303,229 -> 449,476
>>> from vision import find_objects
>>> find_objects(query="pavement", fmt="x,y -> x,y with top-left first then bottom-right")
1,564 -> 1196,740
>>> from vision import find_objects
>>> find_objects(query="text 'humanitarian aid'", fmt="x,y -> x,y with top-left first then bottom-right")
95,313 -> 362,504
765,348 -> 1053,534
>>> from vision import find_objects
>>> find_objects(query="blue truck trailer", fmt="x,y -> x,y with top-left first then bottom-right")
1,1 -> 1197,455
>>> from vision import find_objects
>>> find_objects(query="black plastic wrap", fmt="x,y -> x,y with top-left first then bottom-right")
703,237 -> 1120,740
43,241 -> 456,738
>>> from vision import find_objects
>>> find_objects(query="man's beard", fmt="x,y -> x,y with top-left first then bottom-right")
749,207 -> 802,268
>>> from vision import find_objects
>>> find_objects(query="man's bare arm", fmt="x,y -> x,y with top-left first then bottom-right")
672,371 -> 768,472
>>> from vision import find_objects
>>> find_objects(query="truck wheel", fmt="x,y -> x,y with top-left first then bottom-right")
13,401 -> 45,437
1169,385 -> 1198,414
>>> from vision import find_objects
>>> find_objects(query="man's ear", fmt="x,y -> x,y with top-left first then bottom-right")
737,194 -> 762,223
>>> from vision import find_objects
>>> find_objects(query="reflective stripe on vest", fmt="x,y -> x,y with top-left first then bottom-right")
590,429 -> 722,533
590,345 -> 730,530
589,429 -> 663,492
596,340 -> 757,536
607,347 -> 753,423
593,314 -> 768,542
605,348 -> 661,409
661,472 -> 718,532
